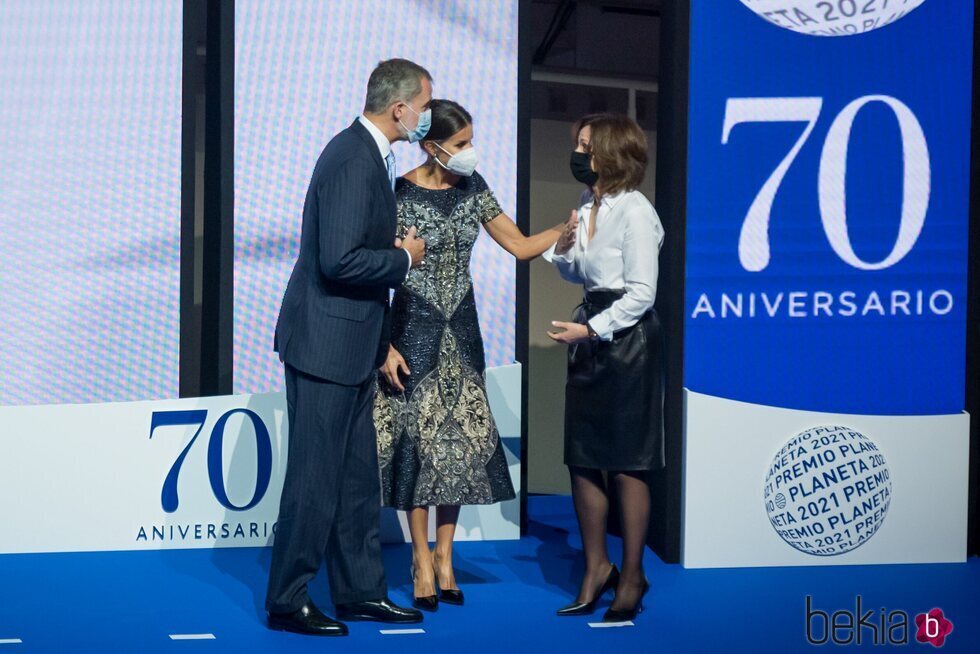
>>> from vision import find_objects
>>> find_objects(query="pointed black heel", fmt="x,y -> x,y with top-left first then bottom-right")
410,564 -> 438,612
602,578 -> 650,623
556,564 -> 620,616
433,552 -> 464,606
439,589 -> 464,606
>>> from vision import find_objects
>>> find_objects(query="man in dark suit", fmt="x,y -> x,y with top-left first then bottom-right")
266,58 -> 431,637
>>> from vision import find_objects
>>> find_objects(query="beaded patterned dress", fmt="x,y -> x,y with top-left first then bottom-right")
373,172 -> 516,509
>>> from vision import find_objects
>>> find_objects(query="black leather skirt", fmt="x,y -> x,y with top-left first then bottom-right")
564,289 -> 665,471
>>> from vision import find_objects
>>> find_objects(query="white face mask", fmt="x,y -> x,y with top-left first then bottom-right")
434,143 -> 478,177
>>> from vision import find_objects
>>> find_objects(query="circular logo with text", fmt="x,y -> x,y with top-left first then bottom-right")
764,426 -> 891,555
738,0 -> 928,37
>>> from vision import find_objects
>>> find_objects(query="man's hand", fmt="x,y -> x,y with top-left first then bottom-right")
554,210 -> 578,255
379,345 -> 411,391
547,321 -> 591,345
397,225 -> 426,268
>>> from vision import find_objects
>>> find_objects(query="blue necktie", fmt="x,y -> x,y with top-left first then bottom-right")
385,151 -> 396,191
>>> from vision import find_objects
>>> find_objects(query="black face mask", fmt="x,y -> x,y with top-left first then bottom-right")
569,151 -> 598,187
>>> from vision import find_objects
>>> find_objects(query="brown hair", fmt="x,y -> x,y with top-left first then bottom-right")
570,113 -> 608,148
588,114 -> 647,195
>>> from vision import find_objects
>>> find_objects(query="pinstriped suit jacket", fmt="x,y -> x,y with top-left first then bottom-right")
274,120 -> 407,385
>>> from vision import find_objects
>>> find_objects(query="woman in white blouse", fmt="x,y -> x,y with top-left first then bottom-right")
545,114 -> 665,623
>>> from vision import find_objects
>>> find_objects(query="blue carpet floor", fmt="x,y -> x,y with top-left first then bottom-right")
0,495 -> 977,653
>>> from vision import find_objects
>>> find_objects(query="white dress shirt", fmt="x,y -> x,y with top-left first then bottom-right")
357,115 -> 413,274
543,189 -> 665,341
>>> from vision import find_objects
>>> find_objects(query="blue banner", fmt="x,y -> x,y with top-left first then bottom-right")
685,0 -> 974,415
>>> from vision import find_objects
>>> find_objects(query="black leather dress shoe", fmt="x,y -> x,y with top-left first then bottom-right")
335,597 -> 424,624
267,602 -> 348,636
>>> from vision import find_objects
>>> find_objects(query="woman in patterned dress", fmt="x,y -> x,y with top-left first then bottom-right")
373,99 -> 574,611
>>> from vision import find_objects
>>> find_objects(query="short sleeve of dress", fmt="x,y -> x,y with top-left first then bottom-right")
470,172 -> 503,225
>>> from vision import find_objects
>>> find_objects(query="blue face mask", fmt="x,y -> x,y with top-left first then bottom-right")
398,103 -> 431,143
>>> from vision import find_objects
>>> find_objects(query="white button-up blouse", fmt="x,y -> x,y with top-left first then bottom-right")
543,189 -> 665,341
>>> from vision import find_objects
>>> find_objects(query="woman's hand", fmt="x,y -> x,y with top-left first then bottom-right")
554,210 -> 578,255
547,321 -> 591,345
379,345 -> 411,391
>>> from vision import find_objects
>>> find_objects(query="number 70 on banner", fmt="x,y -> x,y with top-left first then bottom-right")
721,96 -> 930,272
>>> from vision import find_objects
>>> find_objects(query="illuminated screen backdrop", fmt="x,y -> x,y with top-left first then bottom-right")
0,1 -> 182,406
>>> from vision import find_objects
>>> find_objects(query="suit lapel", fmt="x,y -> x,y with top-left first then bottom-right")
349,120 -> 397,225
350,119 -> 387,173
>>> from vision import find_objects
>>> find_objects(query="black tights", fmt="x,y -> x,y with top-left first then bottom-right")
569,466 -> 650,610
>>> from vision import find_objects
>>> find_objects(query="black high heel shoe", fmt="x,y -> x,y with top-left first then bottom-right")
410,564 -> 438,612
602,578 -> 650,623
439,588 -> 464,605
433,554 -> 464,605
556,564 -> 620,616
